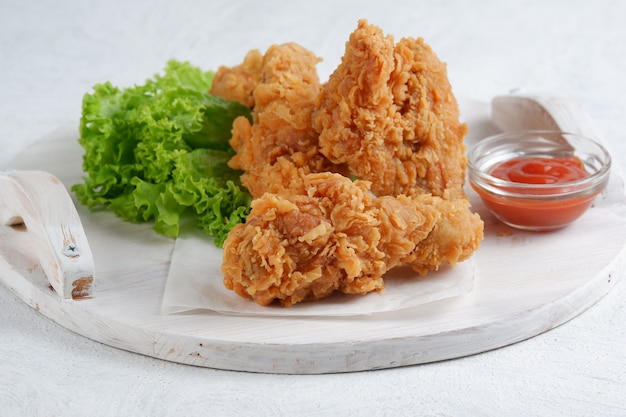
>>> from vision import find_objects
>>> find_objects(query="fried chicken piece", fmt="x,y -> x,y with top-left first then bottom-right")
209,49 -> 263,108
313,19 -> 468,199
222,173 -> 436,306
215,43 -> 341,198
222,172 -> 482,307
401,194 -> 484,275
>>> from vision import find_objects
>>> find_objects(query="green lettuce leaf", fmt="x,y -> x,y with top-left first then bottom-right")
72,60 -> 252,246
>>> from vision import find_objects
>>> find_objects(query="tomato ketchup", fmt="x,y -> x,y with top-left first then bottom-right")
471,156 -> 598,231
489,156 -> 589,184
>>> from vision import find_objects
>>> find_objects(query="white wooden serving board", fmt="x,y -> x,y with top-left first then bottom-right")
1,101 -> 625,374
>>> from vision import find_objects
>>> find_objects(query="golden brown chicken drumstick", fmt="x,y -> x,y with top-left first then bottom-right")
313,19 -> 468,199
222,173 -> 482,307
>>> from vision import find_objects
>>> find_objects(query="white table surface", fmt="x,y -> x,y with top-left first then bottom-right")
2,0 -> 625,415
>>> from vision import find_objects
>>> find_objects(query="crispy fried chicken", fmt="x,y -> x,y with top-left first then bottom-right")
212,43 -> 341,198
210,49 -> 263,108
313,19 -> 468,199
217,20 -> 484,307
222,173 -> 483,306
222,173 -> 436,306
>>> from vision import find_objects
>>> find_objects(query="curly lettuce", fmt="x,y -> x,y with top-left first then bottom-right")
72,60 -> 252,246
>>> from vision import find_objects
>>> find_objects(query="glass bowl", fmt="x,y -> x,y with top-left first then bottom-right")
468,130 -> 611,231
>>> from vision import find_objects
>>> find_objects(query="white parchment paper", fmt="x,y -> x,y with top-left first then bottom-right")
161,225 -> 475,317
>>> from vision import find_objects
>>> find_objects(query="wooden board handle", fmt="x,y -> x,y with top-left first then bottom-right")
0,170 -> 94,299
491,92 -> 604,140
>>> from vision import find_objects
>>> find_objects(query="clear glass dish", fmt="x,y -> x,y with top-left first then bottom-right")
468,130 -> 611,231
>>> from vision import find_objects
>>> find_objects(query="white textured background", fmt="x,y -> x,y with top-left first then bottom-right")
2,0 -> 626,416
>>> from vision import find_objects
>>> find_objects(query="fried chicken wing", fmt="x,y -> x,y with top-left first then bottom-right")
222,173 -> 441,306
213,43 -> 341,198
313,19 -> 468,199
222,172 -> 483,307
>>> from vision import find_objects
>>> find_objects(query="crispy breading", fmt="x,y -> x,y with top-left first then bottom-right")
222,172 -> 483,307
222,173 -> 441,306
313,19 -> 468,199
209,49 -> 263,108
215,43 -> 342,198
402,194 -> 484,275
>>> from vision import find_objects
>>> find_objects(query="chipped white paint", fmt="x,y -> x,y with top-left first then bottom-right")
0,170 -> 94,299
